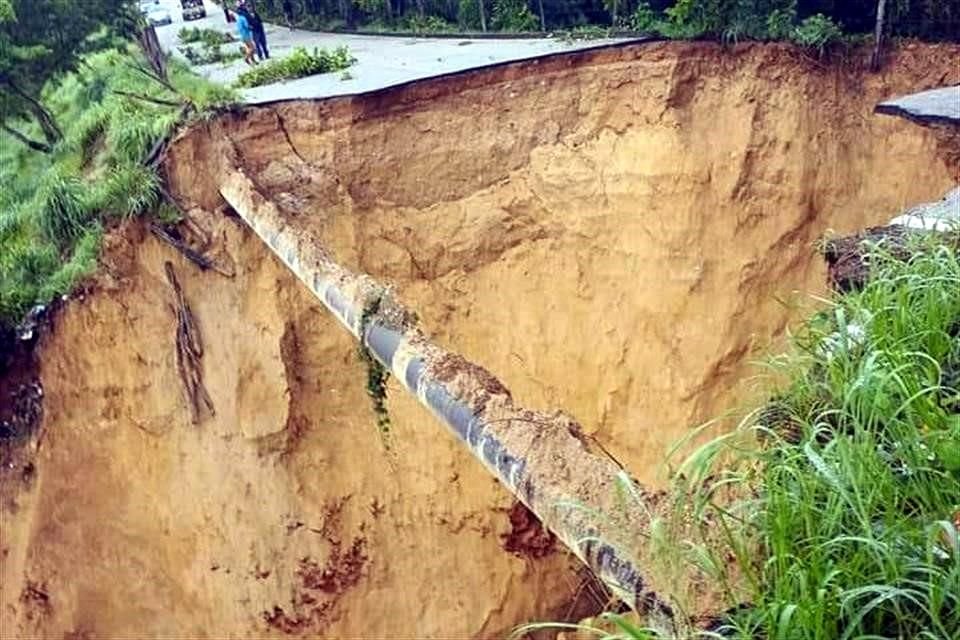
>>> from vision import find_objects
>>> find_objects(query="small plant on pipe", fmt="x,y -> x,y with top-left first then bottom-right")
358,297 -> 393,454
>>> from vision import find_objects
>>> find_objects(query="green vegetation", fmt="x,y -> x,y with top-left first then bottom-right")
178,26 -> 235,46
522,234 -> 960,638
234,46 -> 356,88
678,234 -> 960,638
178,27 -> 243,65
627,0 -> 847,48
358,297 -> 393,453
257,0 -> 959,42
180,43 -> 245,65
0,48 -> 235,331
0,0 -> 140,153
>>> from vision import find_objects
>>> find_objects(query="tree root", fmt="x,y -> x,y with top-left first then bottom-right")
164,261 -> 214,424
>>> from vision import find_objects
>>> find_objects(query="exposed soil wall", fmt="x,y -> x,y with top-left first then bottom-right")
2,40 -> 958,639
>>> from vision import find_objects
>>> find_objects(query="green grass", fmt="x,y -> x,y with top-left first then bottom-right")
234,46 -> 356,88
667,233 -> 960,638
180,43 -> 245,66
178,27 -> 235,47
178,26 -> 242,66
0,48 -> 236,331
516,233 -> 960,638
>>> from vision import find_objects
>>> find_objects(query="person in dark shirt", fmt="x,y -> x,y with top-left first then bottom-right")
281,0 -> 294,29
244,3 -> 269,61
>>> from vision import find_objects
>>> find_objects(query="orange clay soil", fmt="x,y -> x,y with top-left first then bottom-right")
2,40 -> 959,639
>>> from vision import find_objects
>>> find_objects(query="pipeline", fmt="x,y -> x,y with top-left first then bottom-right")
219,166 -> 677,631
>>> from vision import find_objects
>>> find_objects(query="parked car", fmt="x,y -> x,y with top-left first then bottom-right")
138,0 -> 160,14
182,0 -> 206,21
146,7 -> 173,25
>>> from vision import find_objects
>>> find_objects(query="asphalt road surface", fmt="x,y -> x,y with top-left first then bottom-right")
149,0 -> 638,104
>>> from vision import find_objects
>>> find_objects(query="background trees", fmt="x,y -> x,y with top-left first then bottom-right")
0,0 -> 136,151
251,0 -> 960,38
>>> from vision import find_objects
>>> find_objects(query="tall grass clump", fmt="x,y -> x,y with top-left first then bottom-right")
0,47 -> 236,331
667,233 -> 960,639
513,233 -> 959,639
36,171 -> 97,249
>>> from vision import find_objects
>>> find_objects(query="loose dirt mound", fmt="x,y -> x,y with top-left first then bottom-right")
2,41 -> 958,639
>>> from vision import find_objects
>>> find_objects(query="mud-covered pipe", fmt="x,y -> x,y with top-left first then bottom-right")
219,167 -> 675,630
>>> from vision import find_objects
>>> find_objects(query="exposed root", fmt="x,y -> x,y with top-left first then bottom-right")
151,222 -> 235,278
164,262 -> 214,424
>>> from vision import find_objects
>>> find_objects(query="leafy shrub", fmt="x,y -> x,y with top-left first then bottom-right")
457,0 -> 484,29
665,236 -> 960,638
492,0 -> 538,31
403,14 -> 453,33
35,172 -> 98,249
658,0 -> 812,41
558,24 -> 611,41
234,46 -> 356,88
1,48 -> 232,330
180,43 -> 244,65
179,27 -> 234,47
628,1 -> 659,32
765,4 -> 796,39
791,13 -> 843,55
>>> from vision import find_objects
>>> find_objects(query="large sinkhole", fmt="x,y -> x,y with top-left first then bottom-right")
3,41 -> 957,639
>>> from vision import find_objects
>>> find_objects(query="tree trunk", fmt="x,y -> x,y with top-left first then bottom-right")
2,79 -> 62,144
478,0 -> 486,31
537,0 -> 545,30
1,123 -> 52,153
27,102 -> 62,145
139,25 -> 168,81
871,0 -> 887,71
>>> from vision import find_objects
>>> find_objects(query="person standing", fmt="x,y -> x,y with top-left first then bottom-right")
281,0 -> 294,29
234,1 -> 257,65
248,4 -> 269,60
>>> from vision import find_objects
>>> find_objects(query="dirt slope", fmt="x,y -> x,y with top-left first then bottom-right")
2,41 -> 959,639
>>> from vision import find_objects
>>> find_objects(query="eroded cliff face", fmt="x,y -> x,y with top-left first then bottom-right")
2,40 -> 958,639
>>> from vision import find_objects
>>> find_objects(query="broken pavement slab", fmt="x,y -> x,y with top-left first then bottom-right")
889,186 -> 960,231
151,0 -> 641,105
875,85 -> 960,127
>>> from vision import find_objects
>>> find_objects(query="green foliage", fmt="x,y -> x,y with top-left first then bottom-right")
0,0 -> 136,142
178,26 -> 235,46
662,235 -> 960,638
99,164 -> 161,219
790,12 -> 843,54
0,47 -> 232,330
403,13 -> 455,33
629,2 -> 659,31
255,0 -> 958,39
180,43 -> 244,65
457,0 -> 484,30
765,3 -> 796,39
492,0 -> 538,31
36,171 -> 96,249
178,26 -> 242,65
358,297 -> 393,453
558,24 -> 612,41
359,345 -> 392,449
234,46 -> 356,88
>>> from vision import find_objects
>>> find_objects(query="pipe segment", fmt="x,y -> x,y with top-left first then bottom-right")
219,167 -> 676,631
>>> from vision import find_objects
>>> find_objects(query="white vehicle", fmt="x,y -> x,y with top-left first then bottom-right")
138,0 -> 160,13
146,7 -> 173,25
